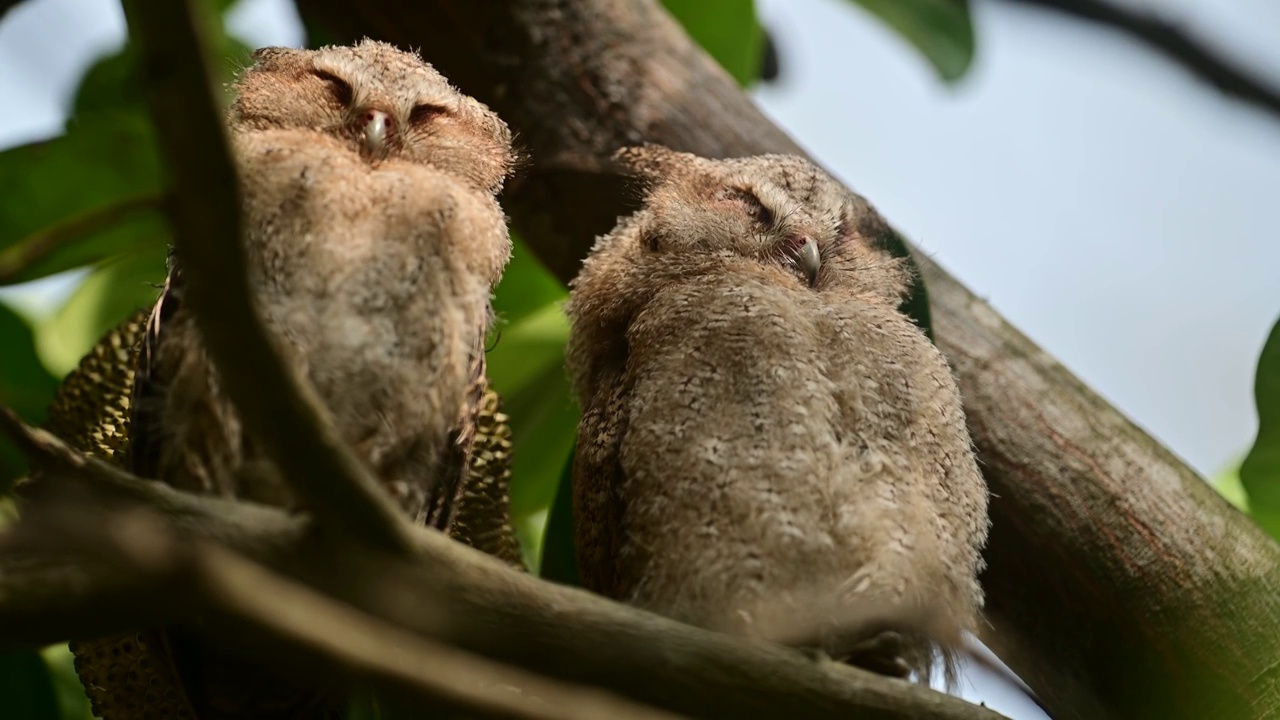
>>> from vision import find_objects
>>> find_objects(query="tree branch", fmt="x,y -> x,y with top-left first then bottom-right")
120,0 -> 415,554
2,506 -> 681,720
292,1 -> 1280,717
999,0 -> 1280,124
0,415 -> 1003,720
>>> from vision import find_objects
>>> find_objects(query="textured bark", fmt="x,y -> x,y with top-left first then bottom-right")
292,1 -> 1280,718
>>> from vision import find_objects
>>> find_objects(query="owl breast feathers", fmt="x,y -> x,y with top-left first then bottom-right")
566,146 -> 989,682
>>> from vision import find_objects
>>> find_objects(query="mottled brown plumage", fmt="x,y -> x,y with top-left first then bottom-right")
132,40 -> 514,526
566,147 -> 989,682
75,40 -> 517,720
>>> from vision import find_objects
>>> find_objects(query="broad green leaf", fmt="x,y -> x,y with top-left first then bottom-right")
0,112 -> 166,285
486,296 -> 578,521
0,24 -> 250,286
662,0 -> 764,86
538,452 -> 580,585
37,249 -> 166,377
0,650 -> 61,720
1241,316 -> 1280,539
489,240 -> 575,568
847,0 -> 974,82
487,303 -> 570,397
0,301 -> 58,492
491,235 -> 566,327
502,362 -> 578,520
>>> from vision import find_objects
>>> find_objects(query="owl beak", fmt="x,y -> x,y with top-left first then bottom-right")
361,109 -> 392,156
796,236 -> 821,287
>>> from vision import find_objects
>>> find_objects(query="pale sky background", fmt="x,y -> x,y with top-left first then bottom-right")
3,0 -> 1279,717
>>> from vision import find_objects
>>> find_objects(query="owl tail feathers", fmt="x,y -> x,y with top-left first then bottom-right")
751,596 -> 965,689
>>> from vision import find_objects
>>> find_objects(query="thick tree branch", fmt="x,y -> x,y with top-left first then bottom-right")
0,419 -> 1003,720
1000,0 -> 1280,124
292,1 -> 1280,717
121,0 -> 415,554
2,508 -> 681,720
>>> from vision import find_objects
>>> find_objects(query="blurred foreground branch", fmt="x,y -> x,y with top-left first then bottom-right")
0,502 -> 680,720
0,410 -> 1003,720
294,1 -> 1280,718
1001,0 -> 1280,124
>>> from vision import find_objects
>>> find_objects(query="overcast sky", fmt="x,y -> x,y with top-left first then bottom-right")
2,1 -> 1278,717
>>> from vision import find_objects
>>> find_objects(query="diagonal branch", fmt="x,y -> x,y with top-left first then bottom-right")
119,0 -> 415,553
0,411 -> 1004,720
293,1 -> 1280,717
999,0 -> 1280,124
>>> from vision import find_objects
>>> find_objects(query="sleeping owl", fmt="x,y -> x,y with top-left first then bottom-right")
566,146 -> 989,682
106,40 -> 514,719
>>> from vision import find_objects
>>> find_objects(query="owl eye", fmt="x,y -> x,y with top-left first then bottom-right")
724,187 -> 776,228
409,103 -> 450,125
312,70 -> 353,106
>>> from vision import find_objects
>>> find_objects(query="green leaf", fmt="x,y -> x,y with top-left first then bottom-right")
0,650 -> 61,720
0,22 -> 251,286
1241,316 -> 1280,539
1212,461 -> 1249,513
37,248 -> 166,377
492,235 -> 566,327
847,0 -> 974,82
0,112 -> 167,285
662,0 -> 764,86
539,451 -> 580,585
41,645 -> 93,720
0,302 -> 58,492
502,361 -> 578,521
486,292 -> 578,522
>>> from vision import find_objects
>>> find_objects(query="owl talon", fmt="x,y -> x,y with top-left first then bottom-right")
844,630 -> 912,679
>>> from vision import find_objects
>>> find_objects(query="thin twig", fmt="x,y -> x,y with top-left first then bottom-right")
1000,0 -> 1280,123
118,0 -> 415,553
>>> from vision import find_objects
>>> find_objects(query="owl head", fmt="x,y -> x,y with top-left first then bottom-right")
567,146 -> 911,397
570,146 -> 908,324
229,39 -> 513,194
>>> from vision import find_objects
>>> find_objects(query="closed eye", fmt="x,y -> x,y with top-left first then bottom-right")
726,187 -> 775,228
409,103 -> 450,125
311,69 -> 353,106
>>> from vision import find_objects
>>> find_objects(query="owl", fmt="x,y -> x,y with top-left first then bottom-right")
566,146 -> 989,682
116,40 -> 515,719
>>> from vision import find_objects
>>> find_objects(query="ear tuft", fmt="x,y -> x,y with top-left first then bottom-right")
249,46 -> 298,70
612,144 -> 694,183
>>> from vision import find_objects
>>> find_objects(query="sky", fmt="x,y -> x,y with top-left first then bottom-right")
2,0 -> 1279,717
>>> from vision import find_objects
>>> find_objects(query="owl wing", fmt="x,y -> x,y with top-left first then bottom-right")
572,371 -> 632,598
425,331 -> 489,533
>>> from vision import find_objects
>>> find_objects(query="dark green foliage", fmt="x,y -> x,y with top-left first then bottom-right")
846,0 -> 974,81
1242,317 -> 1280,538
0,651 -> 62,720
